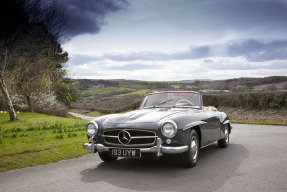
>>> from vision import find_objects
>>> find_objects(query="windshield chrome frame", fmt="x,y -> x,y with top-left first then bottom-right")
139,91 -> 202,110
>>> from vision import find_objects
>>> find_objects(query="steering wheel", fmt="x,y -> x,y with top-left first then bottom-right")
175,99 -> 194,106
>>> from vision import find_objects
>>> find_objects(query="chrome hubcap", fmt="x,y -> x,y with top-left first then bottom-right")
191,136 -> 198,160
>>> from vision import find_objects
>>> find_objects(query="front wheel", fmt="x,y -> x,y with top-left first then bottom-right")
181,129 -> 199,168
218,125 -> 229,148
98,152 -> 118,162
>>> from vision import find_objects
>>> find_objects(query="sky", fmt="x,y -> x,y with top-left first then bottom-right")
59,0 -> 287,81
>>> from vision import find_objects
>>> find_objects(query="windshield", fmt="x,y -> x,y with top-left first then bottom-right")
140,92 -> 201,109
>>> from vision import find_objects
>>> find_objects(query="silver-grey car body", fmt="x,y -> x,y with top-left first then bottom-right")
83,91 -> 231,167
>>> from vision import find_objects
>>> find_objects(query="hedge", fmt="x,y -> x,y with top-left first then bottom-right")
203,91 -> 287,109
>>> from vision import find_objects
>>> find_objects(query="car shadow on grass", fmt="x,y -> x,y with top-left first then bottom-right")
80,143 -> 249,192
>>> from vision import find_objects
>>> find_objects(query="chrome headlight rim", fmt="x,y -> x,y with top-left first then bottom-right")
86,121 -> 98,137
161,120 -> 178,138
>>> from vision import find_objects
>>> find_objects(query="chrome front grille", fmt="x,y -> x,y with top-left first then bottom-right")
102,129 -> 157,146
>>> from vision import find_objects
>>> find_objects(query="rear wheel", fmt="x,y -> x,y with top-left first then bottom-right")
181,129 -> 199,168
98,152 -> 118,162
218,125 -> 229,148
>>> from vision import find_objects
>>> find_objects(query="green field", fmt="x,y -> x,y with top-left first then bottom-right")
0,112 -> 89,172
81,86 -> 134,95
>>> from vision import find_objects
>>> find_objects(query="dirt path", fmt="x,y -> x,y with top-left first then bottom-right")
68,112 -> 94,121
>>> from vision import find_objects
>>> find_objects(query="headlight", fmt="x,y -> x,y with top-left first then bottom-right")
161,120 -> 177,138
86,121 -> 98,137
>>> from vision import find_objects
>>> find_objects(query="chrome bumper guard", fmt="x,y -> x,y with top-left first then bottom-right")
83,138 -> 188,157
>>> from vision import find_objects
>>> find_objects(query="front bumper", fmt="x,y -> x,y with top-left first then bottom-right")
83,138 -> 188,157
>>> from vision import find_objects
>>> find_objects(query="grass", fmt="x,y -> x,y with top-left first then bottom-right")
81,86 -> 134,95
0,112 -> 89,172
118,81 -> 149,89
0,112 -> 87,129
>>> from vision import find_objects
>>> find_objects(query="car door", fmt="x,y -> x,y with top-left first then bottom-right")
205,110 -> 221,143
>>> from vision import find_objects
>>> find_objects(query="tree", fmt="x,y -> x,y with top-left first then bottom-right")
0,0 -> 68,119
10,26 -> 68,112
235,85 -> 248,92
0,0 -> 28,120
0,48 -> 17,120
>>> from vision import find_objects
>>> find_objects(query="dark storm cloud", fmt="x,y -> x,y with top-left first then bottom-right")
57,0 -> 129,36
194,0 -> 287,32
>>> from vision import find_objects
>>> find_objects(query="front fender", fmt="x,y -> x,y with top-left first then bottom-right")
218,112 -> 232,133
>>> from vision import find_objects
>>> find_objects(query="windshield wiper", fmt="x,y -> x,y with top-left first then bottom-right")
143,99 -> 174,109
173,105 -> 200,109
143,106 -> 162,109
157,99 -> 173,105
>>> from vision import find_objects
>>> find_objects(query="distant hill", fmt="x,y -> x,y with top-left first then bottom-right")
71,76 -> 287,109
72,76 -> 287,92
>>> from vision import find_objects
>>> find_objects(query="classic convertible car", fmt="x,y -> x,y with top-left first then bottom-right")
83,91 -> 232,167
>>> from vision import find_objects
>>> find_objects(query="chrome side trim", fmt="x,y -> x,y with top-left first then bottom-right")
200,139 -> 220,149
183,121 -> 207,130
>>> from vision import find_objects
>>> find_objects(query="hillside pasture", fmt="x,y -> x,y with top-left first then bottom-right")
252,81 -> 287,91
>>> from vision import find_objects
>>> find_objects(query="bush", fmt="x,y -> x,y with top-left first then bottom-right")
9,91 -> 68,117
268,92 -> 287,109
203,91 -> 287,110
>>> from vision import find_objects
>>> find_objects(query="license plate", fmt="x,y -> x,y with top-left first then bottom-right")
109,148 -> 141,158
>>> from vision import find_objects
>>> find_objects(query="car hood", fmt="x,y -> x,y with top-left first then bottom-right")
105,108 -> 185,124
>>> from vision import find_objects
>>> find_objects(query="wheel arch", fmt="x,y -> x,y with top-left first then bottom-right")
191,126 -> 202,148
227,123 -> 231,134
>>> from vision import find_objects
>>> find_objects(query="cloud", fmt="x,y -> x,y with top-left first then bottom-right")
57,0 -> 130,36
63,0 -> 287,81
226,39 -> 287,62
68,58 -> 287,81
190,0 -> 287,34
67,55 -> 163,70
78,39 -> 287,63
106,63 -> 162,71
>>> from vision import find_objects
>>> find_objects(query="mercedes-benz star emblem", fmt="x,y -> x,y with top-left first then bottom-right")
118,130 -> 131,145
